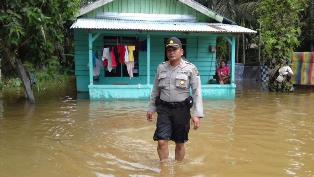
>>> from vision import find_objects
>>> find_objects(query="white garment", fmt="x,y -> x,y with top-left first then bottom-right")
278,65 -> 293,76
102,48 -> 110,61
125,61 -> 134,78
276,65 -> 293,82
124,46 -> 129,63
102,48 -> 112,72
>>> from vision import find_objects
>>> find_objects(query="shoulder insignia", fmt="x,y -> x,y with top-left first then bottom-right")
192,67 -> 200,76
162,61 -> 166,64
184,60 -> 191,64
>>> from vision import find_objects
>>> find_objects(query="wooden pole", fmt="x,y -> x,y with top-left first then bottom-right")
88,33 -> 93,85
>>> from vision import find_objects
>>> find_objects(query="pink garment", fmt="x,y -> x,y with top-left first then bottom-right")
125,61 -> 134,78
217,66 -> 230,77
124,46 -> 129,63
102,48 -> 110,69
111,47 -> 117,69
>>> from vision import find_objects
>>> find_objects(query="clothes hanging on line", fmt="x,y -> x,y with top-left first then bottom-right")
124,46 -> 129,63
127,46 -> 136,62
116,45 -> 126,64
101,44 -> 137,77
125,61 -> 134,78
125,45 -> 136,78
102,48 -> 110,61
102,47 -> 118,72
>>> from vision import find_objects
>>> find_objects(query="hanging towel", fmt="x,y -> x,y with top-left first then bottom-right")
124,46 -> 129,63
125,61 -> 134,78
106,48 -> 113,72
102,48 -> 110,61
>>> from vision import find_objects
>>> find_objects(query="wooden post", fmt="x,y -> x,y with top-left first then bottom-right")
231,36 -> 236,84
88,33 -> 93,85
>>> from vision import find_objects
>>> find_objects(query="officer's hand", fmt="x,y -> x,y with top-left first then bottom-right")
146,112 -> 155,122
192,117 -> 200,130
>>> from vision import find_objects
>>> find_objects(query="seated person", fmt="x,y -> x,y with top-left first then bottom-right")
216,60 -> 230,84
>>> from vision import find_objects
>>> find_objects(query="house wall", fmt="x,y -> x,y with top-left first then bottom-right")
82,0 -> 210,22
74,30 -> 217,92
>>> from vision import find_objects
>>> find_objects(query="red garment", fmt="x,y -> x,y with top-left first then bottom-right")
217,66 -> 230,77
111,47 -> 117,68
116,45 -> 126,64
103,59 -> 108,68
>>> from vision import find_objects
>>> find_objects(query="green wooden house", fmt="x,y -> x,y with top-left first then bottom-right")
71,0 -> 256,100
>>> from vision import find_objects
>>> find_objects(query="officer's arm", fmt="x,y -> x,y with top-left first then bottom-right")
147,67 -> 160,112
190,67 -> 204,118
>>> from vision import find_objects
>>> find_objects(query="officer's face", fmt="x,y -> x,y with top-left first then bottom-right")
166,47 -> 183,61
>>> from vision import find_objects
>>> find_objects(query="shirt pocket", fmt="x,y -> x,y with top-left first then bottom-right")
175,74 -> 189,89
158,72 -> 168,88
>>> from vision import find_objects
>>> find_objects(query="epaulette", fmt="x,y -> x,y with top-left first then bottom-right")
184,60 -> 191,65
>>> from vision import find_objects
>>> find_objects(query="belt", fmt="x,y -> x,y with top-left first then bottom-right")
159,99 -> 186,108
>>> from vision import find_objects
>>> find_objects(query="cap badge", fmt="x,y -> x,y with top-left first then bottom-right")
169,40 -> 174,44
180,80 -> 185,85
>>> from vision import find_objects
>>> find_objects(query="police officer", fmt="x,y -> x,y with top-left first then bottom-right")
146,37 -> 204,161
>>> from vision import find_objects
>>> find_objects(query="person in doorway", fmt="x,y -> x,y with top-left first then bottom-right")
146,37 -> 204,162
216,60 -> 230,84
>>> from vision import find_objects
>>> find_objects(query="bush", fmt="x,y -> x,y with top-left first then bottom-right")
2,59 -> 71,92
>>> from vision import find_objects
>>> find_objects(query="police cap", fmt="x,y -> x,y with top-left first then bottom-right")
165,37 -> 182,49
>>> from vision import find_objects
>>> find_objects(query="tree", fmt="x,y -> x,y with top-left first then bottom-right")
257,0 -> 308,91
196,0 -> 259,64
299,0 -> 314,51
0,0 -> 80,103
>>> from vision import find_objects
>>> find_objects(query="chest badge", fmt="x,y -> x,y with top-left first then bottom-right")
180,80 -> 185,85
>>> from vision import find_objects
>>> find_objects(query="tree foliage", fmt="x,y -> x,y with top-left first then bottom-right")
0,0 -> 80,102
299,0 -> 314,51
196,0 -> 259,28
257,0 -> 308,64
196,0 -> 259,64
0,0 -> 80,67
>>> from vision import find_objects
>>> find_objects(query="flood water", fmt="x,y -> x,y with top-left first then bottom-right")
0,83 -> 313,177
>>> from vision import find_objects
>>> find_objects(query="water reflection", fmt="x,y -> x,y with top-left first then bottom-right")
0,87 -> 313,177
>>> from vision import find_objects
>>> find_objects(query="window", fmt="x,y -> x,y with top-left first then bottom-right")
103,36 -> 139,77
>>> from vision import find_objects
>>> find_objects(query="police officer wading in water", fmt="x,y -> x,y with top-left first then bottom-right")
146,37 -> 204,162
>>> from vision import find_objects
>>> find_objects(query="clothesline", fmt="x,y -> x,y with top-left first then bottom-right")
97,45 -> 136,78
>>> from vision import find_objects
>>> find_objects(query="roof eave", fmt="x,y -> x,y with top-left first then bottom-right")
77,0 -> 114,17
178,0 -> 236,24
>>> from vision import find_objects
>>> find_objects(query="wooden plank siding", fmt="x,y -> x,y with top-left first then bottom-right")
74,30 -> 217,91
83,0 -> 208,22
